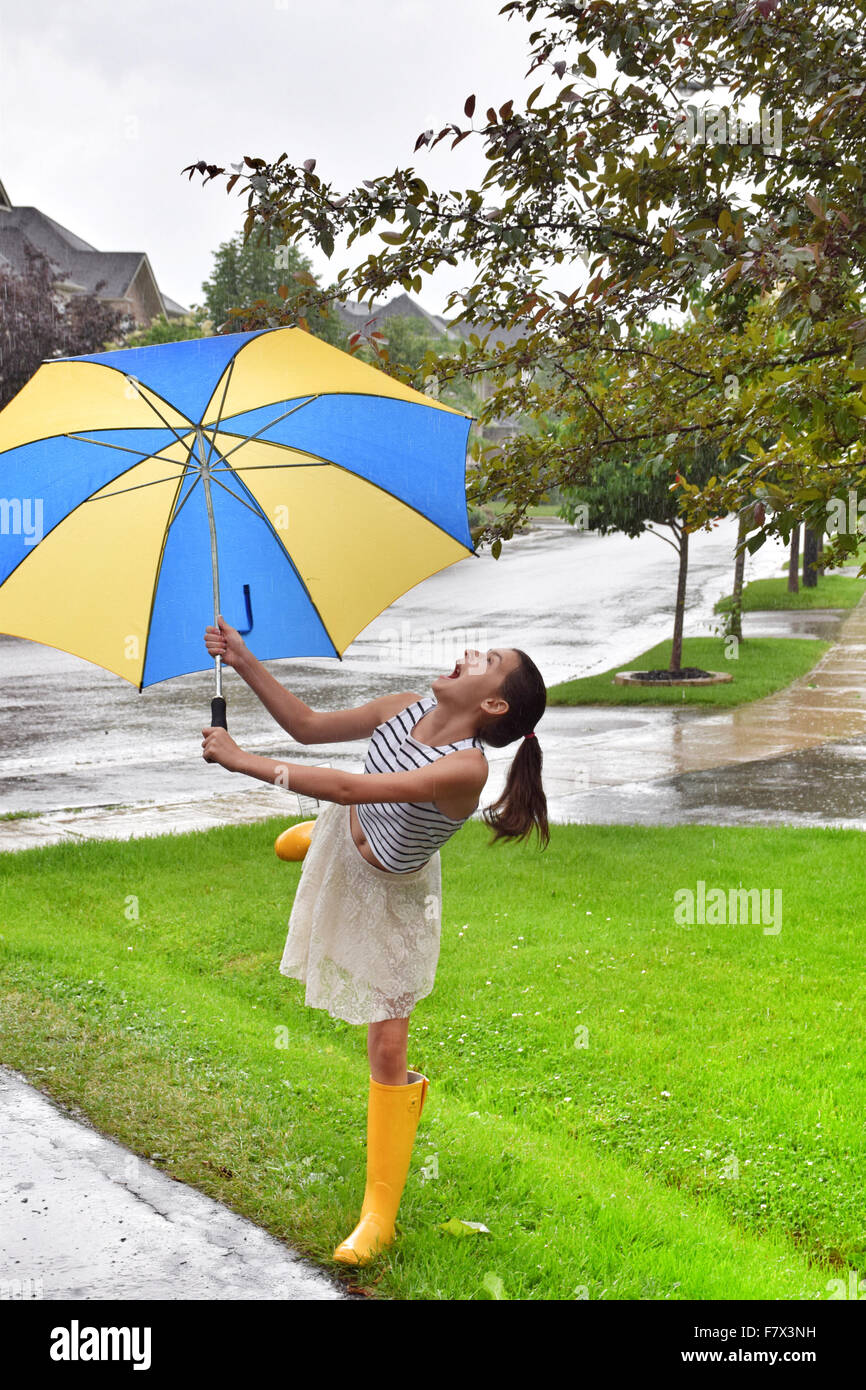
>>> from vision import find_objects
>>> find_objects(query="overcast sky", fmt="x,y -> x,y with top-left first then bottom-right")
0,0 -> 549,317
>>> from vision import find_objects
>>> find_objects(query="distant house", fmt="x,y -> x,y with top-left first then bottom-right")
335,290 -> 451,339
0,177 -> 188,326
335,290 -> 526,443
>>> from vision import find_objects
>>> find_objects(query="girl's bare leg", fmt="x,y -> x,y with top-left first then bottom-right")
368,1016 -> 411,1085
332,1013 -> 423,1264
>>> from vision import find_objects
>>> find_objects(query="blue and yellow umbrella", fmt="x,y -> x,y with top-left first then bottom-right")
0,326 -> 476,727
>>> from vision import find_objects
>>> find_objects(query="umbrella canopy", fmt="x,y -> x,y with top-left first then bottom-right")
0,326 -> 476,694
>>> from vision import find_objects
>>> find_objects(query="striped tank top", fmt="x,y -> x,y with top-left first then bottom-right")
355,693 -> 486,874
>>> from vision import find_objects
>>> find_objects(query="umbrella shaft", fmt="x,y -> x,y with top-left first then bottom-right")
195,428 -> 222,699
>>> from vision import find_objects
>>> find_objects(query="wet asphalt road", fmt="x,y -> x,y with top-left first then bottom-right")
4,517 -> 865,833
1,515 -> 791,821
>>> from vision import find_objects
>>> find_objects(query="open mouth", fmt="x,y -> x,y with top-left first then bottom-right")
444,661 -> 460,679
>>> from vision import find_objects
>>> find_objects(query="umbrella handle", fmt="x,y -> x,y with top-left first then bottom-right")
211,696 -> 228,730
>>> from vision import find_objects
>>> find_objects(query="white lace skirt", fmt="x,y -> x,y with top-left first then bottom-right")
278,799 -> 443,1024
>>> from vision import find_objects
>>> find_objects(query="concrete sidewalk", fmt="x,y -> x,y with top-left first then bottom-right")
0,1067 -> 354,1301
547,595 -> 866,819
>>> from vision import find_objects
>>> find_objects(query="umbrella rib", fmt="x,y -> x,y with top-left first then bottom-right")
121,376 -> 195,449
198,395 -> 319,466
84,471 -> 196,502
199,433 -> 354,474
207,462 -> 328,474
163,471 -> 202,529
202,469 -> 275,523
201,357 -> 236,467
136,469 -> 189,693
204,438 -> 335,474
64,432 -> 192,470
68,431 -> 198,504
83,461 -> 267,521
205,395 -> 469,476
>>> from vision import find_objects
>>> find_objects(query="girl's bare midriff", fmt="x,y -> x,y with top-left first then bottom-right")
349,800 -> 474,873
349,803 -> 395,872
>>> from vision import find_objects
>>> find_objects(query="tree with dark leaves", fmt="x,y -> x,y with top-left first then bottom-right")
0,246 -> 128,410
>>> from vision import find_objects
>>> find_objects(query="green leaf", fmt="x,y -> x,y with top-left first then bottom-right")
440,1218 -> 491,1237
480,1272 -> 508,1300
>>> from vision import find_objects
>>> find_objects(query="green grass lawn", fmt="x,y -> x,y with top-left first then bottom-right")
718,576 -> 866,612
547,636 -> 830,707
2,817 -> 862,1300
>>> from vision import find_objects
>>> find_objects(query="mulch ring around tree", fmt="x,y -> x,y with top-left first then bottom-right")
614,667 -> 734,687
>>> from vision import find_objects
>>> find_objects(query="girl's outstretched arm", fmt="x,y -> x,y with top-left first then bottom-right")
204,616 -> 420,744
201,727 -> 487,806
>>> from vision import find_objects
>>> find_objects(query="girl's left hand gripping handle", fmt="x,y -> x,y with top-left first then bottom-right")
210,697 -> 228,730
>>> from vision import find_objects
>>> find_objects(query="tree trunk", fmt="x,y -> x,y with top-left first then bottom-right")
730,510 -> 748,639
803,525 -> 819,588
815,522 -> 826,578
670,527 -> 689,671
787,524 -> 800,593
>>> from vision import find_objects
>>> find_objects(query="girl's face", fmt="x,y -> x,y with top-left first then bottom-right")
432,647 -> 521,717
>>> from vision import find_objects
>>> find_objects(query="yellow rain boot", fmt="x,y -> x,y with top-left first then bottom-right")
332,1069 -> 429,1266
274,820 -> 316,861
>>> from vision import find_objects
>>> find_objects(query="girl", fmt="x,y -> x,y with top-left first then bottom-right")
201,614 -> 549,1267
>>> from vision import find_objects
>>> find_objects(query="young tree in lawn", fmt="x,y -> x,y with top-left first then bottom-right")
787,524 -> 801,593
802,525 -> 820,587
559,440 -> 722,674
725,499 -> 772,640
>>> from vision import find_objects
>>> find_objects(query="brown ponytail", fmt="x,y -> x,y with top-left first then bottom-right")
477,649 -> 550,850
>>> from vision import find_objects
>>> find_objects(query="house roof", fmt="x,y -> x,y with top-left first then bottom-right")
335,290 -> 528,347
0,225 -> 46,277
447,313 -> 528,348
0,197 -> 189,316
161,293 -> 189,318
335,292 -> 444,333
